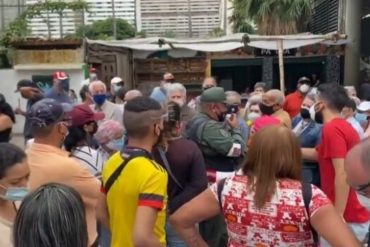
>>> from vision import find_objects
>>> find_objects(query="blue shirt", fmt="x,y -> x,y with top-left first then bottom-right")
45,87 -> 71,104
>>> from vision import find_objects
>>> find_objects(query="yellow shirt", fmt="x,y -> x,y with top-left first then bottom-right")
102,151 -> 168,247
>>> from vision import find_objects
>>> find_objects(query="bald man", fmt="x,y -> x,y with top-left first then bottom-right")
188,77 -> 218,110
260,89 -> 291,128
345,139 -> 370,245
124,90 -> 143,102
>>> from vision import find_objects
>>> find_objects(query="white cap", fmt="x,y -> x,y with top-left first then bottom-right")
357,101 -> 370,112
110,77 -> 123,84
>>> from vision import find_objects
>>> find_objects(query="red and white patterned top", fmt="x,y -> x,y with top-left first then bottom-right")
210,174 -> 331,247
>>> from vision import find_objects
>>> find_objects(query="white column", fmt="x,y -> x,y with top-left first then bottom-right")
135,0 -> 142,32
344,0 -> 362,86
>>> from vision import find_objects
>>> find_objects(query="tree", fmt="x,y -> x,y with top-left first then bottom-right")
230,0 -> 313,35
210,27 -> 225,37
76,18 -> 136,40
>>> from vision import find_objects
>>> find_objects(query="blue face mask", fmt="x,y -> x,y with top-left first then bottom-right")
106,138 -> 125,152
0,186 -> 28,201
93,94 -> 107,106
355,113 -> 369,126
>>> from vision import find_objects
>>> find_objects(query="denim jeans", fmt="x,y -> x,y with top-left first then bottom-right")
166,222 -> 187,247
99,225 -> 111,247
320,221 -> 370,246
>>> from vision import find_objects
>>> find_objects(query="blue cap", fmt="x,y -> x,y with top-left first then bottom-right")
28,98 -> 72,127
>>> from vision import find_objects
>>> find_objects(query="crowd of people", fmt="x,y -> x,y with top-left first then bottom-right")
1,70 -> 370,247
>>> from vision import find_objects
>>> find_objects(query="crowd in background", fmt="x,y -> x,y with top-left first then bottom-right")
1,70 -> 370,247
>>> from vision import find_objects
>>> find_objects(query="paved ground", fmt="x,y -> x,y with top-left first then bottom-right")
10,134 -> 25,150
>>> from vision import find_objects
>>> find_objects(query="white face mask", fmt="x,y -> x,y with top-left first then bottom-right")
299,84 -> 310,94
247,112 -> 261,121
357,193 -> 370,211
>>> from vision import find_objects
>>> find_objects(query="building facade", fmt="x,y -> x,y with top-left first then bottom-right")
0,0 -> 26,34
137,0 -> 223,38
26,0 -> 135,39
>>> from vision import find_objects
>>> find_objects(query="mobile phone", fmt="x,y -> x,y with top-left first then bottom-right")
227,104 -> 239,114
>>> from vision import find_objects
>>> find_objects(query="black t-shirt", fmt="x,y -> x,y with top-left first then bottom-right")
153,138 -> 208,214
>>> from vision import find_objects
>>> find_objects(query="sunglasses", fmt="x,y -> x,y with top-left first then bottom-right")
354,182 -> 370,195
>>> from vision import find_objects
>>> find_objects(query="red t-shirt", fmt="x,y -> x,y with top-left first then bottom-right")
283,91 -> 304,118
318,118 -> 369,223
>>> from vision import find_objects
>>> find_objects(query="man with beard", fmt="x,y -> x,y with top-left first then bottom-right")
167,83 -> 195,128
185,87 -> 245,247
14,79 -> 44,142
302,83 -> 370,246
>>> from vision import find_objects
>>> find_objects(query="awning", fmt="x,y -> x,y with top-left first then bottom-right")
86,32 -> 348,52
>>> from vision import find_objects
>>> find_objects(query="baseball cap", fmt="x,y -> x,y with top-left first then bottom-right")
357,101 -> 370,112
200,87 -> 227,104
15,79 -> 39,92
298,77 -> 311,84
111,77 -> 123,84
69,104 -> 105,127
53,71 -> 68,80
28,98 -> 72,128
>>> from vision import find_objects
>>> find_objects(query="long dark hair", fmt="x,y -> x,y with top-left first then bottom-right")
13,183 -> 88,247
163,101 -> 181,138
0,143 -> 26,179
64,126 -> 87,152
0,94 -> 15,123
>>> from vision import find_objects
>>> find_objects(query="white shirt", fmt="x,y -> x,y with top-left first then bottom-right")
71,146 -> 105,176
90,100 -> 123,126
0,217 -> 12,247
347,117 -> 365,139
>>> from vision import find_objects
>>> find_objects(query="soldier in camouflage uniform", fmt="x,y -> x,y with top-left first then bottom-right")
185,87 -> 245,247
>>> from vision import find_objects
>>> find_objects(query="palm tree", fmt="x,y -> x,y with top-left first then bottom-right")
230,0 -> 314,35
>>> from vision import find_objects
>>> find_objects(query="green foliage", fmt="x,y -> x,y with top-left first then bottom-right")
76,18 -> 136,40
210,27 -> 226,37
230,0 -> 313,35
163,30 -> 177,38
136,31 -> 147,38
0,0 -> 89,46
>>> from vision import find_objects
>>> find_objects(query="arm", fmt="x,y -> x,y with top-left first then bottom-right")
170,188 -> 220,247
332,158 -> 350,216
133,206 -> 164,247
311,204 -> 361,246
202,120 -> 245,157
96,192 -> 110,229
169,145 -> 208,214
301,148 -> 318,161
0,115 -> 13,131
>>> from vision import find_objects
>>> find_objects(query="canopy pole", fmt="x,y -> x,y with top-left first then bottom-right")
277,39 -> 285,93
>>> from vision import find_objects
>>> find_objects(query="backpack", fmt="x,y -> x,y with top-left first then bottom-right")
216,179 -> 319,245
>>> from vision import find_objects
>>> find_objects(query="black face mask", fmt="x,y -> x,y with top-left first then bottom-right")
259,103 -> 275,116
314,111 -> 324,124
300,108 -> 311,119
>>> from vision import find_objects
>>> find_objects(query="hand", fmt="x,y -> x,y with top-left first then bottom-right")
226,114 -> 239,129
14,107 -> 24,115
19,87 -> 42,99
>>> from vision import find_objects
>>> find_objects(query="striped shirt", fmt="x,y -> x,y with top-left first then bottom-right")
71,146 -> 104,176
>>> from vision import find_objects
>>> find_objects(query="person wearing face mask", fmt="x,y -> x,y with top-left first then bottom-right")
64,104 -> 105,176
357,101 -> 370,138
25,98 -> 100,247
284,77 -> 311,118
94,120 -> 125,165
167,83 -> 195,131
150,72 -> 175,105
185,87 -> 245,247
260,89 -> 291,128
341,98 -> 365,139
110,77 -> 125,104
244,94 -> 262,126
225,91 -> 249,141
44,71 -> 72,104
89,80 -> 123,126
0,143 -> 30,247
302,83 -> 370,246
96,96 -> 168,247
81,67 -> 99,87
292,93 -> 322,187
